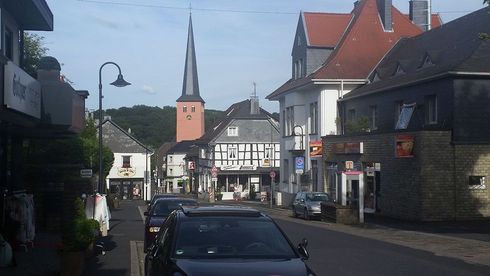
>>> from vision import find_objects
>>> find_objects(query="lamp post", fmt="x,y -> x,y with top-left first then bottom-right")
98,62 -> 130,195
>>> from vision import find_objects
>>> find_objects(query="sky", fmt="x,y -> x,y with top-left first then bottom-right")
40,0 -> 485,113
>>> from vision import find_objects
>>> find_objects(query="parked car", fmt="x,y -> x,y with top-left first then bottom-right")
144,206 -> 315,276
147,193 -> 178,211
292,192 -> 330,220
144,197 -> 198,251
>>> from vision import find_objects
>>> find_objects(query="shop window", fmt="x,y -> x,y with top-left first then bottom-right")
227,126 -> 238,136
5,27 -> 13,60
122,156 -> 131,168
425,95 -> 437,125
469,176 -> 486,190
228,146 -> 238,160
395,103 -> 416,130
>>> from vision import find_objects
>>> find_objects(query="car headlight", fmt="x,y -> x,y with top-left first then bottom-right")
149,226 -> 160,233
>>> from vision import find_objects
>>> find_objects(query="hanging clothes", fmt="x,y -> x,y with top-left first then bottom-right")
84,194 -> 111,233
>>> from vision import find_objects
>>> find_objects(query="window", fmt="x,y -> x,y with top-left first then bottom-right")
122,156 -> 131,168
183,106 -> 187,112
286,106 -> 294,135
372,71 -> 381,82
169,168 -> 173,176
5,28 -> 13,60
282,110 -> 287,136
283,159 -> 289,183
169,156 -> 173,163
395,103 -> 416,130
191,106 -> 196,112
298,59 -> 303,78
228,146 -> 238,160
370,105 -> 378,130
348,109 -> 356,122
265,146 -> 273,159
309,102 -> 318,134
394,101 -> 404,126
227,126 -> 238,136
394,64 -> 405,76
469,176 -> 486,190
425,95 -> 437,124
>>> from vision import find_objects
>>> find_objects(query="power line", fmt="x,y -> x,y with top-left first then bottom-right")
77,0 -> 297,15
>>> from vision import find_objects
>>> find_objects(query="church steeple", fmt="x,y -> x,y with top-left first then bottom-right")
177,14 -> 204,103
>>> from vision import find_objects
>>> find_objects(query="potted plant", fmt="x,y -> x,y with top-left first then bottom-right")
61,198 -> 100,276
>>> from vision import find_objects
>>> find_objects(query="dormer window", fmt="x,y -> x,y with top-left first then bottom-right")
227,126 -> 238,136
394,64 -> 405,76
372,71 -> 381,82
419,54 -> 434,69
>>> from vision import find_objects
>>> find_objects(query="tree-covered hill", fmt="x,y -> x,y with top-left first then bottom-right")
104,105 -> 223,149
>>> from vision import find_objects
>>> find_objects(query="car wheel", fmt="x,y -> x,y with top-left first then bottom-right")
303,208 -> 309,220
292,206 -> 298,218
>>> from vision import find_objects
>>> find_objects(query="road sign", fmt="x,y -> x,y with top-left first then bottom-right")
269,171 -> 276,179
295,156 -> 305,174
211,166 -> 218,173
211,171 -> 218,178
188,161 -> 195,170
80,169 -> 93,178
211,177 -> 218,182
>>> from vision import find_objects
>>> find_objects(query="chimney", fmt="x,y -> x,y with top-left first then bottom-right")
250,82 -> 260,115
409,1 -> 431,31
377,0 -> 392,31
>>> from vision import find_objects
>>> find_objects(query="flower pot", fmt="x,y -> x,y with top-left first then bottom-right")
61,251 -> 85,276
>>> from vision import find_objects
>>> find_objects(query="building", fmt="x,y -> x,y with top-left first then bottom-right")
103,119 -> 153,201
195,97 -> 280,200
165,140 -> 200,193
323,6 -> 490,221
154,142 -> 176,192
266,0 -> 440,197
0,1 -> 88,231
176,14 -> 205,142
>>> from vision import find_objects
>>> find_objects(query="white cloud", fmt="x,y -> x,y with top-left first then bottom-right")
141,85 -> 156,95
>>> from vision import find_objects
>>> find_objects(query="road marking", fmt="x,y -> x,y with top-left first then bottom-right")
130,240 -> 140,276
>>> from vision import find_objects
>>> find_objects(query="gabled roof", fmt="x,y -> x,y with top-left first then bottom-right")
198,99 -> 278,143
403,13 -> 443,30
343,6 -> 490,100
167,140 -> 201,155
267,0 -> 428,100
303,12 -> 352,47
101,120 -> 153,154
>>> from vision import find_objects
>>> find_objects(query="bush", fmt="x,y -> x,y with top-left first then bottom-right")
63,198 -> 100,252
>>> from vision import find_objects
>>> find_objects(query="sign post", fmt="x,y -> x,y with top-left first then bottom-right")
295,156 -> 305,190
269,171 -> 276,208
210,166 -> 219,203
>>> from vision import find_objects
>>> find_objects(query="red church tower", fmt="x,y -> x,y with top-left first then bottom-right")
176,14 -> 205,142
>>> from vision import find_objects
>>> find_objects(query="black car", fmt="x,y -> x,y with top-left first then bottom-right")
147,193 -> 179,211
145,206 -> 315,276
144,197 -> 198,251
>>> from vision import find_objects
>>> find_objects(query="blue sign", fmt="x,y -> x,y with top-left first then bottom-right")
295,156 -> 305,170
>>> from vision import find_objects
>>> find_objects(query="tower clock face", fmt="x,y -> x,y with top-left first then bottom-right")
186,115 -> 192,120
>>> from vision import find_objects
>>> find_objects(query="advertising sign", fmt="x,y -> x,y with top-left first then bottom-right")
188,161 -> 195,170
309,140 -> 322,157
4,61 -> 41,118
395,134 -> 414,158
333,142 -> 363,154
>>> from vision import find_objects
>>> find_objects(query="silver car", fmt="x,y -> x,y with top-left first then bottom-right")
292,192 -> 329,220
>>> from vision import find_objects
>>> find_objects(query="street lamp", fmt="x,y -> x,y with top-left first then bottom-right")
98,62 -> 130,194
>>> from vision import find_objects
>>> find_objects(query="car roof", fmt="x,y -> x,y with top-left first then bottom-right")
154,197 -> 198,204
179,206 -> 264,218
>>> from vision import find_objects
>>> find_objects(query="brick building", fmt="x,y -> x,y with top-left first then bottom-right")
323,7 -> 490,221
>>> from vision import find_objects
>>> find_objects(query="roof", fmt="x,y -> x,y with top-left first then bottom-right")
166,140 -> 202,155
267,0 -> 427,100
303,12 -> 352,47
177,14 -> 205,103
403,13 -> 443,29
198,99 -> 278,143
343,6 -> 490,100
101,120 -> 153,154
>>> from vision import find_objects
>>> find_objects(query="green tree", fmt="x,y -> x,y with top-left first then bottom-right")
23,32 -> 48,78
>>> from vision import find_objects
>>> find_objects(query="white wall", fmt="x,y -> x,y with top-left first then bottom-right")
107,152 -> 152,201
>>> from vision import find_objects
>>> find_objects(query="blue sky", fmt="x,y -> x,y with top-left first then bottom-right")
40,0 -> 484,113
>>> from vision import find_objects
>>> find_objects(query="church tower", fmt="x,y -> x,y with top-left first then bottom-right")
176,14 -> 205,142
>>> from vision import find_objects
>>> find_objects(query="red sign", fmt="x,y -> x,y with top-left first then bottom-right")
309,140 -> 322,157
211,171 -> 218,178
211,166 -> 218,173
269,171 -> 276,179
395,135 -> 414,158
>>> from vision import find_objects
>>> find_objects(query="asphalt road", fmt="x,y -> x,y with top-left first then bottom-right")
272,215 -> 490,276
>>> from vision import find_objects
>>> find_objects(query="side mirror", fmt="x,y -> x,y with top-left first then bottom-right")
144,211 -> 149,216
297,238 -> 309,260
300,198 -> 305,203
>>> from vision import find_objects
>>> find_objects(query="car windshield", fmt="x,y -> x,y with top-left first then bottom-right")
306,193 -> 328,202
173,217 -> 296,259
151,200 -> 197,216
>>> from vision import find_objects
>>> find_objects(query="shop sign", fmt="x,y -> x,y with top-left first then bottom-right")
4,61 -> 41,118
345,161 -> 354,170
395,134 -> 414,158
117,167 -> 136,177
188,161 -> 195,170
80,169 -> 93,178
333,142 -> 363,154
220,165 -> 257,171
309,140 -> 322,157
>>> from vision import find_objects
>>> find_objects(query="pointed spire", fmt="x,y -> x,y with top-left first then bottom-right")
177,14 -> 204,103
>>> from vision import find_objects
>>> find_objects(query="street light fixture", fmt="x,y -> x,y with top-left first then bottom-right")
98,62 -> 130,194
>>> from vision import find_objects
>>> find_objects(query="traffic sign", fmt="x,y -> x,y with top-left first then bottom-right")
80,169 -> 93,178
211,177 -> 218,182
211,166 -> 218,173
211,171 -> 218,178
295,156 -> 305,174
269,171 -> 276,179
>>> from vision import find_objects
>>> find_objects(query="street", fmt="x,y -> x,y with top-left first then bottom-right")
83,200 -> 490,276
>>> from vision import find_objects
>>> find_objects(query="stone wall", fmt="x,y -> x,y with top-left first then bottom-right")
323,131 -> 490,221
